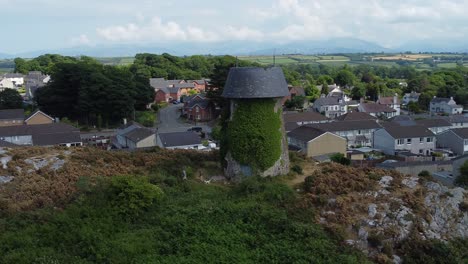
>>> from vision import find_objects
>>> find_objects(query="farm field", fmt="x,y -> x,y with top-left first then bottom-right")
239,53 -> 467,69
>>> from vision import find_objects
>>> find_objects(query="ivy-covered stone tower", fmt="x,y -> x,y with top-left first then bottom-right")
221,67 -> 290,180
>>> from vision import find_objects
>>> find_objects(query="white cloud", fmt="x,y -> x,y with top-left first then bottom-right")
82,0 -> 468,48
70,34 -> 91,46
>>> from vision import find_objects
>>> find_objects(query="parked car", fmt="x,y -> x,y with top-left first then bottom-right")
187,126 -> 203,133
172,100 -> 180,104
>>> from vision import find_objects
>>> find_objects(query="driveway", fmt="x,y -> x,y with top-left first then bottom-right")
157,104 -> 212,133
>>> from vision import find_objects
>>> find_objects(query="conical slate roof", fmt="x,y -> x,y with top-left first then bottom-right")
222,67 -> 289,99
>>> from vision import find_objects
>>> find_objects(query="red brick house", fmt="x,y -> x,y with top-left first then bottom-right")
168,87 -> 182,102
190,80 -> 207,92
155,88 -> 171,103
174,83 -> 196,96
183,95 -> 215,122
282,86 -> 306,105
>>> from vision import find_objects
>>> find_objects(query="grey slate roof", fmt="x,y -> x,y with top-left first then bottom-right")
287,126 -> 326,142
0,109 -> 25,120
124,128 -> 154,143
222,67 -> 289,99
359,103 -> 396,113
389,115 -> 413,122
288,86 -> 306,96
158,131 -> 201,147
431,97 -> 451,104
415,119 -> 452,128
307,120 -> 381,132
174,83 -> 195,89
186,98 -> 211,109
382,125 -> 434,139
335,112 -> 377,121
0,123 -> 81,146
168,87 -> 181,93
284,122 -> 300,132
314,96 -> 346,106
450,128 -> 468,139
4,73 -> 24,78
283,111 -> 328,123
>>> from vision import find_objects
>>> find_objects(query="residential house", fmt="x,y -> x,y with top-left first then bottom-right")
402,91 -> 420,105
150,78 -> 186,102
0,78 -> 15,90
174,83 -> 196,96
0,109 -> 25,127
0,123 -> 82,146
358,103 -> 397,119
0,73 -> 27,90
334,111 -> 377,122
156,131 -> 203,149
389,116 -> 452,134
155,88 -> 171,103
307,120 -> 382,147
25,71 -> 50,99
282,86 -> 306,105
313,95 -> 348,118
316,84 -> 338,93
430,97 -> 463,115
150,78 -> 184,91
168,87 -> 183,101
373,125 -> 436,156
183,95 -> 215,122
189,80 -> 207,92
437,128 -> 468,155
25,110 -> 55,125
115,122 -> 156,149
287,126 -> 346,158
377,94 -> 401,115
442,115 -> 468,128
414,119 -> 452,134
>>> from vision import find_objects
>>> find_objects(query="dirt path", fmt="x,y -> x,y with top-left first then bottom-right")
287,160 -> 319,187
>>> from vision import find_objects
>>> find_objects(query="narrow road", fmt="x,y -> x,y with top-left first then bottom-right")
156,104 -> 212,133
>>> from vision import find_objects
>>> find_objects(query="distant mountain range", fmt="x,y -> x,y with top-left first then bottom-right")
1,38 -> 468,59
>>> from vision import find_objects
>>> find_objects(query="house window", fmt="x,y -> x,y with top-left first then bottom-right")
195,107 -> 199,113
464,139 -> 468,146
406,138 -> 412,144
397,139 -> 404,145
358,130 -> 362,135
325,107 -> 329,111
427,137 -> 433,143
197,115 -> 201,120
420,137 -> 424,143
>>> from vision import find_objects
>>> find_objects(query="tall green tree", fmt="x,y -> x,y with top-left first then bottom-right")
0,89 -> 23,109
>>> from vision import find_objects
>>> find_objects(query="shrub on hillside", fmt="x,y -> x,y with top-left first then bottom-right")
109,175 -> 163,216
330,153 -> 351,165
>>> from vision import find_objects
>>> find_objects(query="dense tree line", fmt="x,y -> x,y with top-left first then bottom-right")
34,58 -> 153,126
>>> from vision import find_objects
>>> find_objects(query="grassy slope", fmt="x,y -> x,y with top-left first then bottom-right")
0,177 -> 367,264
0,148 -> 368,264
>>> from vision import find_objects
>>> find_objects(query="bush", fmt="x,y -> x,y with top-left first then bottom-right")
330,153 -> 351,166
291,164 -> 303,174
367,232 -> 384,248
304,176 -> 315,192
456,160 -> 468,188
109,175 -> 163,216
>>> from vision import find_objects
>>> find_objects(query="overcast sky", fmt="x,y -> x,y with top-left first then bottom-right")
2,0 -> 468,53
